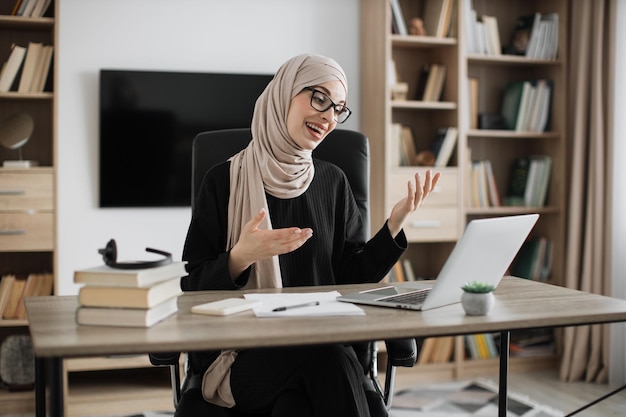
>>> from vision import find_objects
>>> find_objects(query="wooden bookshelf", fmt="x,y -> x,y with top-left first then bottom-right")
361,0 -> 568,379
0,0 -> 57,386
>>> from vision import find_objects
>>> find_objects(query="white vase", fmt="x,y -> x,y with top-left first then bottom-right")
461,291 -> 495,316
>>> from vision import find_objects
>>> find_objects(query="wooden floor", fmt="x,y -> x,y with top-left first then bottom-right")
1,367 -> 625,416
393,367 -> 626,417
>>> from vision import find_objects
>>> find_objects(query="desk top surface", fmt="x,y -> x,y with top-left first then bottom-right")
25,277 -> 626,358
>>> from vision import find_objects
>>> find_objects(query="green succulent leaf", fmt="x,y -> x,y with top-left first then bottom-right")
461,281 -> 495,293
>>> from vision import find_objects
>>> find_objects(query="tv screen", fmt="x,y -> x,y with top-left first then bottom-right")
99,69 -> 273,207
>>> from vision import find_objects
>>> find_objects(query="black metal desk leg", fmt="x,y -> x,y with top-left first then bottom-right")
35,357 -> 46,417
499,330 -> 510,417
48,357 -> 64,417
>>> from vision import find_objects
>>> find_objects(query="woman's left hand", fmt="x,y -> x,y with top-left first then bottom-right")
387,170 -> 441,238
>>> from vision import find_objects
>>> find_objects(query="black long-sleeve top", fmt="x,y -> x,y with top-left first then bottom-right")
181,158 -> 407,291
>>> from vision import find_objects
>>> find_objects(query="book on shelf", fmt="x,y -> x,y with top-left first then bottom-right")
417,337 -> 437,364
389,260 -> 406,282
510,236 -> 553,281
504,157 -> 530,206
13,273 -> 53,319
2,276 -> 27,320
78,276 -> 182,309
30,45 -> 53,92
0,44 -> 27,92
17,42 -> 43,93
421,0 -> 454,38
30,0 -> 52,18
390,123 -> 404,166
0,275 -> 17,319
431,336 -> 454,363
468,77 -> 479,129
402,259 -> 416,282
483,160 -> 501,207
75,295 -> 178,328
526,13 -> 559,60
500,81 -> 525,130
480,15 -> 502,55
74,261 -> 187,287
463,0 -> 478,53
400,126 -> 418,166
500,79 -> 553,133
422,64 -> 446,102
414,65 -> 430,100
390,0 -> 408,35
470,161 -> 489,208
434,126 -> 457,167
521,155 -> 552,207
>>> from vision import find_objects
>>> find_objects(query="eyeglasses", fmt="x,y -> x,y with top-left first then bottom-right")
303,87 -> 352,124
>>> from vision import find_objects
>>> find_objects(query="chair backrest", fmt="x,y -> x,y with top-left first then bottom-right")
191,128 -> 370,239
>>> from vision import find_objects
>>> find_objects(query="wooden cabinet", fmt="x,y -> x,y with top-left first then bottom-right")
361,0 -> 568,379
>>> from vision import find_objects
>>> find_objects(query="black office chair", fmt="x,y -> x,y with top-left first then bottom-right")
150,128 -> 418,416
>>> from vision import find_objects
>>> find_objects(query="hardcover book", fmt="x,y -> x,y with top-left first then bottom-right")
74,261 -> 187,288
75,296 -> 178,328
78,276 -> 182,309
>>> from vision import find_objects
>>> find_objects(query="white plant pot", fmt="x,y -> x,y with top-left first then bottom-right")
461,291 -> 495,316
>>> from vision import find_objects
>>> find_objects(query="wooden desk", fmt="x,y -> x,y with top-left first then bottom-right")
26,277 -> 626,417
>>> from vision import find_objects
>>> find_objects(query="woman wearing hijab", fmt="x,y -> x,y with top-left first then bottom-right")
181,54 -> 440,417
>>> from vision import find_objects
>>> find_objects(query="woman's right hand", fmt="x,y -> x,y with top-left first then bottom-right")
228,208 -> 313,278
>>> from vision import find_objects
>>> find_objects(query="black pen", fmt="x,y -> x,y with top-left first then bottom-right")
272,301 -> 320,312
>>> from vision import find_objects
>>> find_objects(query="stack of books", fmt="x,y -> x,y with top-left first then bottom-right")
74,261 -> 186,328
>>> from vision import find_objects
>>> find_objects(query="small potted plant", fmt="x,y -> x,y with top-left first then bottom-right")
461,281 -> 495,316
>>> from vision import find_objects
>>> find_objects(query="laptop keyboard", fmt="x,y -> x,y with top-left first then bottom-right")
378,288 -> 431,305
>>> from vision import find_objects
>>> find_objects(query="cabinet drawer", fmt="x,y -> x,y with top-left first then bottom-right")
400,208 -> 460,242
0,212 -> 54,251
387,170 -> 457,207
0,172 -> 53,211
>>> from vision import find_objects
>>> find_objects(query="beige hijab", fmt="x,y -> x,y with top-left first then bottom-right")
227,53 -> 348,290
202,54 -> 348,407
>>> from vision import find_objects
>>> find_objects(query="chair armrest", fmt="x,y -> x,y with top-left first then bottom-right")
385,338 -> 418,368
149,352 -> 181,366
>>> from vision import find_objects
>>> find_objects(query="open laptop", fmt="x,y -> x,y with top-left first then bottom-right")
337,214 -> 539,311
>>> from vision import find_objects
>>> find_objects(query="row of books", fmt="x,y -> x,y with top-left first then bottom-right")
417,336 -> 454,364
0,42 -> 54,93
0,273 -> 53,320
469,160 -> 500,208
465,333 -> 499,359
464,0 -> 559,60
390,0 -> 454,38
510,236 -> 553,282
417,64 -> 447,102
470,154 -> 552,209
501,79 -> 553,133
74,261 -> 186,328
514,12 -> 559,60
504,155 -> 552,207
466,13 -> 503,56
10,0 -> 52,18
392,124 -> 458,168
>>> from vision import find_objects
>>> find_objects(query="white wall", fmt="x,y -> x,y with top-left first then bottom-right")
57,0 -> 360,295
610,0 -> 626,387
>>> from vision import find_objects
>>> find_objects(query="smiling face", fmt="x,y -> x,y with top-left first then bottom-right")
286,80 -> 347,150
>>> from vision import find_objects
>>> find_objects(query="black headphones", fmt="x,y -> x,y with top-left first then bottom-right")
98,239 -> 172,270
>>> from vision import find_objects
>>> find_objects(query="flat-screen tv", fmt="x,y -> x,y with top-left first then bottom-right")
99,69 -> 273,207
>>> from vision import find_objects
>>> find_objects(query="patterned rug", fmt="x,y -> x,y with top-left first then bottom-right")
389,379 -> 564,417
93,379 -> 563,417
